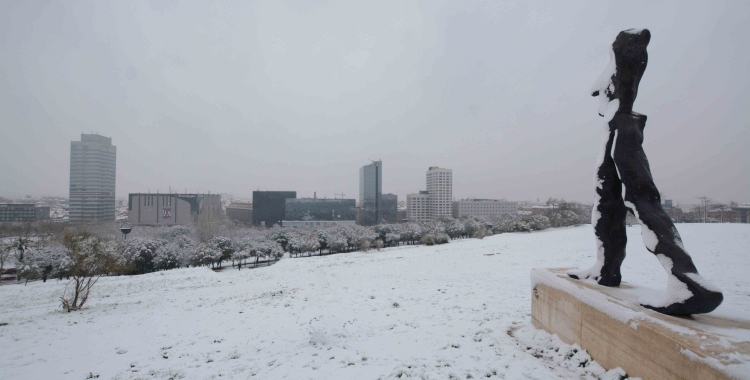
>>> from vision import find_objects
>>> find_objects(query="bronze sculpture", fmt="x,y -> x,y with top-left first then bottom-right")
568,29 -> 723,316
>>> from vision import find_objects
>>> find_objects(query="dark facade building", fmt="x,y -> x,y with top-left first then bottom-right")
284,198 -> 356,222
359,160 -> 382,226
0,204 -> 50,223
381,193 -> 398,223
252,191 -> 296,227
127,193 -> 221,225
226,202 -> 253,225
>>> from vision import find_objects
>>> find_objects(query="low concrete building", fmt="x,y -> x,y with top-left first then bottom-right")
452,199 -> 518,219
732,204 -> 750,223
0,204 -> 50,223
407,191 -> 430,223
127,193 -> 221,226
281,220 -> 356,227
226,202 -> 253,225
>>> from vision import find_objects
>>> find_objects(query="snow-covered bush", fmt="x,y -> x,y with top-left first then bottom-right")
210,236 -> 235,267
300,234 -> 321,255
327,232 -> 348,253
188,243 -> 222,267
159,226 -> 191,239
384,232 -> 401,247
547,209 -> 581,228
24,243 -> 67,282
121,238 -> 166,274
524,215 -> 551,231
153,242 -> 184,271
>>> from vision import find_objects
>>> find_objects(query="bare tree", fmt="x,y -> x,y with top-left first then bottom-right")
697,196 -> 712,223
60,232 -> 121,312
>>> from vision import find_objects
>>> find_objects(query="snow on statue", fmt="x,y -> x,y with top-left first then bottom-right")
567,29 -> 723,316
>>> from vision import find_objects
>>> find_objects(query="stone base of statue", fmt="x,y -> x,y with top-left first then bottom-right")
531,268 -> 750,380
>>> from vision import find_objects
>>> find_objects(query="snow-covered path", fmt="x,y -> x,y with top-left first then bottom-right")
1,224 -> 748,379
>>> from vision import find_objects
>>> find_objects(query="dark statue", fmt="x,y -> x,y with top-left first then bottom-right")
568,29 -> 723,316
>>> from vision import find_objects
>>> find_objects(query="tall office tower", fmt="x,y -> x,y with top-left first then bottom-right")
359,160 -> 382,226
69,134 -> 116,223
426,166 -> 452,220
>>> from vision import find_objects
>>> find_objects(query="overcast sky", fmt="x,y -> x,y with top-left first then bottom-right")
1,0 -> 748,206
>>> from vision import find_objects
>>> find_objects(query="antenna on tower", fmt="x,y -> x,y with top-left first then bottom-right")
335,193 -> 346,199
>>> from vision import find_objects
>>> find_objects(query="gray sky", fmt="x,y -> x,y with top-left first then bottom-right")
1,0 -> 748,206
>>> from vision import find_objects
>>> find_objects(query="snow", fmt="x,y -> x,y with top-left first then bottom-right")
1,224 -> 748,379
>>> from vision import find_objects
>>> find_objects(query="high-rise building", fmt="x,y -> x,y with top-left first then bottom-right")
359,160 -> 382,226
426,167 -> 452,220
69,134 -> 116,223
406,167 -> 453,222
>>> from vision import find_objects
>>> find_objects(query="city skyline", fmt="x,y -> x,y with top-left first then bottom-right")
1,1 -> 748,207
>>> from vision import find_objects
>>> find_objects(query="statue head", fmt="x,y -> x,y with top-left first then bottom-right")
592,29 -> 650,116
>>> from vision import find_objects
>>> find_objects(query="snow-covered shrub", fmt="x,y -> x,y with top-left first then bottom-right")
121,238 -> 165,274
524,215 -> 551,231
434,233 -> 450,245
210,236 -> 235,267
384,232 -> 401,247
24,243 -> 67,282
471,228 -> 491,239
159,226 -> 191,240
231,239 -> 257,270
327,232 -> 348,253
257,240 -> 284,264
497,218 -> 531,233
547,209 -> 581,228
421,233 -> 436,246
269,230 -> 292,252
445,219 -> 465,239
373,239 -> 384,251
300,234 -> 321,255
188,243 -> 222,267
153,242 -> 184,271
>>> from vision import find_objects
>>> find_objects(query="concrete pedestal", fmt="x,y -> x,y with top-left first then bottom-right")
531,268 -> 750,380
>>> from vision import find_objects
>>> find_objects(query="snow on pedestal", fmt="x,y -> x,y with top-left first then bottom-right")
531,268 -> 750,380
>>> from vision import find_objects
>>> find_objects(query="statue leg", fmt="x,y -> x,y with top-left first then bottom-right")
611,113 -> 723,315
568,126 -> 628,286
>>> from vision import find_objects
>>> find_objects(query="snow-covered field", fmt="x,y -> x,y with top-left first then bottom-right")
1,224 -> 748,379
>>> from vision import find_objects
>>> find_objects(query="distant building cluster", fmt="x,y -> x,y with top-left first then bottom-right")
9,134 -> 744,229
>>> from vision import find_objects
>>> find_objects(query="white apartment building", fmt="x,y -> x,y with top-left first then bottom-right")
407,167 -> 453,222
426,167 -> 452,220
406,191 -> 430,223
452,199 -> 518,219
